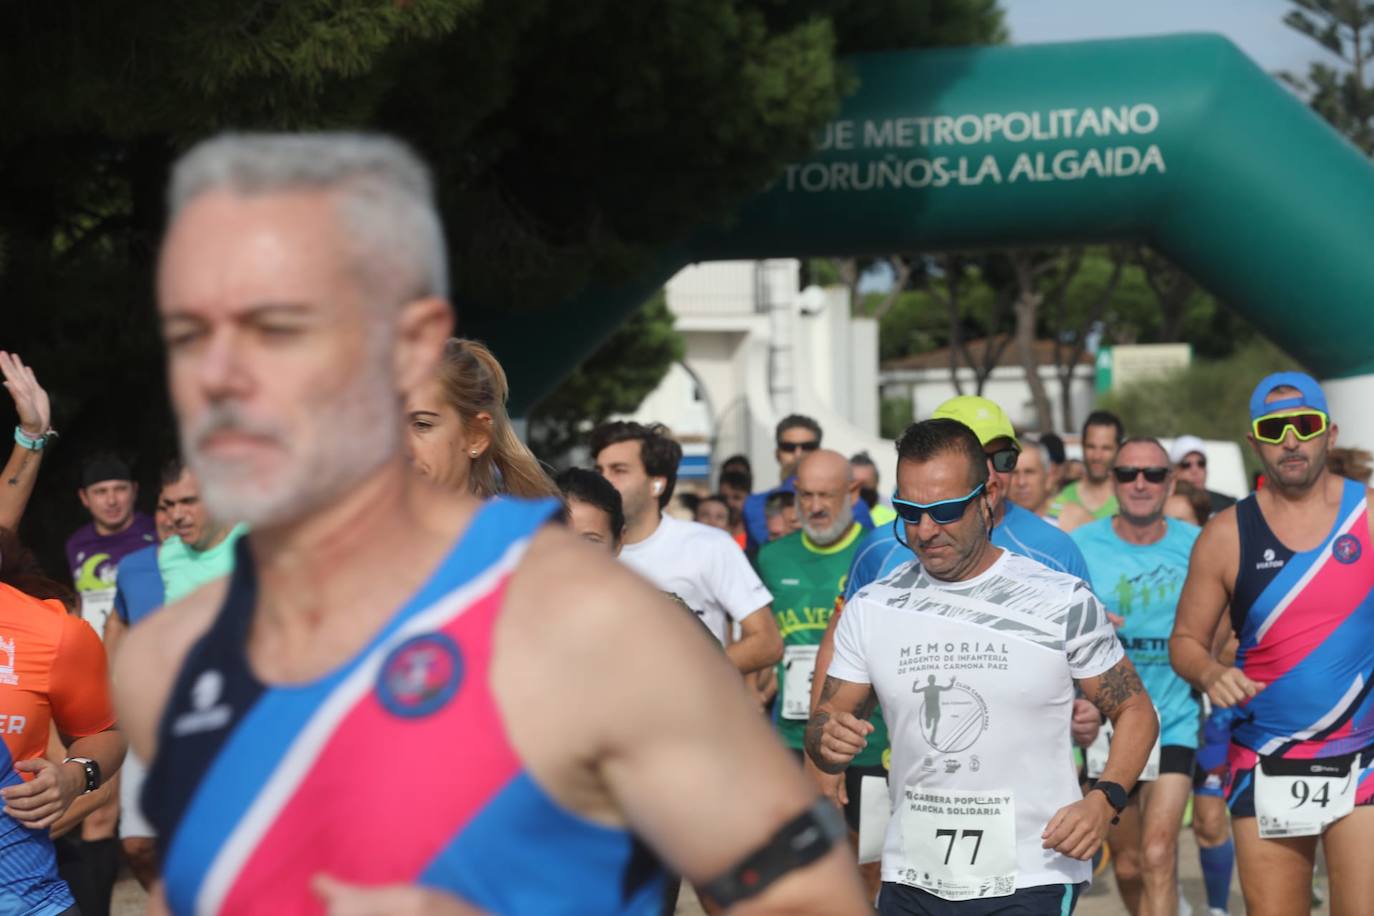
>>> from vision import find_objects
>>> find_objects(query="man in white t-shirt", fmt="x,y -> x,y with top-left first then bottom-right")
592,421 -> 783,675
808,418 -> 1158,914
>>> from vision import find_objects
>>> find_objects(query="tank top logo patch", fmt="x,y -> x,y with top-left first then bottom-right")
1256,548 -> 1285,571
1333,534 -> 1362,565
377,633 -> 464,718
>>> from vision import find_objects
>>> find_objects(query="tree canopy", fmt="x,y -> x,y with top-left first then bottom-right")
0,0 -> 1005,571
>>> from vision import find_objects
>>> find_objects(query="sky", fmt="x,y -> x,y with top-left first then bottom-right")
1001,0 -> 1343,76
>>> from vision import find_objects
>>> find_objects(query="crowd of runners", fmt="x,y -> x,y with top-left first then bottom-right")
0,132 -> 1366,916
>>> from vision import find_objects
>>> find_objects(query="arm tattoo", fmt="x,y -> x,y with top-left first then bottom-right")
7,450 -> 32,487
817,675 -> 842,705
804,676 -> 875,773
803,712 -> 831,769
1088,659 -> 1147,719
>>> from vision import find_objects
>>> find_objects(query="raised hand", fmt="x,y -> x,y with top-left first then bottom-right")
0,352 -> 50,438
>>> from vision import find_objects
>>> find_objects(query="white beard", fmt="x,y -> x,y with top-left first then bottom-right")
803,503 -> 854,546
181,359 -> 399,529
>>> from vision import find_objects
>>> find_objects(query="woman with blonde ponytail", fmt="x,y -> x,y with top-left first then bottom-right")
405,338 -> 559,499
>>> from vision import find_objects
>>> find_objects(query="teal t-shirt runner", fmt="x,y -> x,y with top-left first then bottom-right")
1071,516 -> 1202,747
756,524 -> 888,765
159,523 -> 249,603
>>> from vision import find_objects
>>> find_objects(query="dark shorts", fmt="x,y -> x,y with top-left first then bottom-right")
843,763 -> 888,833
878,881 -> 1085,915
1089,745 -> 1195,799
1224,741 -> 1374,819
789,749 -> 888,832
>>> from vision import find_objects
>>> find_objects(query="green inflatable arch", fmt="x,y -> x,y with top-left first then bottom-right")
470,34 -> 1374,445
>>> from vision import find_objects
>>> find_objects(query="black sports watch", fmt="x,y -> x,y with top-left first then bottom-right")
1090,780 -> 1128,824
63,757 -> 101,795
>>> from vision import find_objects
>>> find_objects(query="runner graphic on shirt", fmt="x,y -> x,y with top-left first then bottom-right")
917,676 -> 957,744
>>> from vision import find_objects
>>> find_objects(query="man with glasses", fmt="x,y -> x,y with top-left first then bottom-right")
808,418 -> 1157,914
1072,438 -> 1202,916
1171,372 -> 1374,916
807,398 -> 1100,791
1170,435 -> 1236,520
743,415 -> 873,550
1054,411 -> 1125,533
842,397 -> 1093,591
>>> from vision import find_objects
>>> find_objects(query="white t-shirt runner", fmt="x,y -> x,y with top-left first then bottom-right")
620,514 -> 773,644
830,550 -> 1124,898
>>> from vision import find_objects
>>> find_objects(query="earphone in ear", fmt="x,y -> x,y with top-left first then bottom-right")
653,481 -> 663,494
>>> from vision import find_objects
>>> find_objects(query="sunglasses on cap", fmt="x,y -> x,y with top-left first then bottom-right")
777,440 -> 820,454
986,447 -> 1019,474
892,482 -> 986,526
1113,466 -> 1169,484
1252,411 -> 1327,445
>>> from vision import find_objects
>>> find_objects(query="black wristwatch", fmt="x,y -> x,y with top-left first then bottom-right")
1090,780 -> 1128,824
63,757 -> 101,795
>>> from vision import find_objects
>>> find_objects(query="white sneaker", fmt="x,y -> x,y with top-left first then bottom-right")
1207,908 -> 1229,916
1178,888 -> 1193,916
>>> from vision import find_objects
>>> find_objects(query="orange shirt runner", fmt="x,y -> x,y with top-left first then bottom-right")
0,581 -> 115,915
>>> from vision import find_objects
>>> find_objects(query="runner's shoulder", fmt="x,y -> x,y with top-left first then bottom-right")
506,522 -> 703,648
667,514 -> 744,551
0,582 -> 73,645
1066,514 -> 1114,546
998,551 -> 1092,605
848,556 -> 921,608
112,576 -> 230,761
755,529 -> 802,566
1057,501 -> 1094,532
1194,501 -> 1241,563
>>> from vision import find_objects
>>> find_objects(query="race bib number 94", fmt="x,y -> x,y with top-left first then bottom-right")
1255,753 -> 1357,839
898,787 -> 1017,901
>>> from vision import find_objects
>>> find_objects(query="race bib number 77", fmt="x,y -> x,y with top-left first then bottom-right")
898,787 -> 1017,901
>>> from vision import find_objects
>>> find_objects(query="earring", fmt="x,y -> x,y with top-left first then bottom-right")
470,450 -> 479,458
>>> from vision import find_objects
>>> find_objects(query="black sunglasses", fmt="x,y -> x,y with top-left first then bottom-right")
1178,457 -> 1206,470
777,441 -> 820,454
1113,466 -> 1169,484
986,447 -> 1019,474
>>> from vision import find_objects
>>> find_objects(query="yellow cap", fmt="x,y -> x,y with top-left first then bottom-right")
931,396 -> 1020,448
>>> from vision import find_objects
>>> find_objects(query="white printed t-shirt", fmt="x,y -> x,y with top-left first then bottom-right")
830,549 -> 1123,893
620,514 -> 773,644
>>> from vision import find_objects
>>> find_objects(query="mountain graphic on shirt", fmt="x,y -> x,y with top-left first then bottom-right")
1112,564 -> 1184,616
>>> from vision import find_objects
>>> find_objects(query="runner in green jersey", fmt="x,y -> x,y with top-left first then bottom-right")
756,452 -> 890,819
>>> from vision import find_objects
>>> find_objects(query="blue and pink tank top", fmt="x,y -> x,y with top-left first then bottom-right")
144,498 -> 665,915
1230,478 -> 1374,759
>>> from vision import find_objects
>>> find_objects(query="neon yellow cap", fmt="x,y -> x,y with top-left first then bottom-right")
931,395 -> 1020,449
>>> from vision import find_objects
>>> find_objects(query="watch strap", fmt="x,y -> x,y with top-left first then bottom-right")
63,756 -> 99,795
1090,781 -> 1127,824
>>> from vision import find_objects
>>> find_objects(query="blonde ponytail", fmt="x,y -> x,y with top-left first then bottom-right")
436,338 -> 559,499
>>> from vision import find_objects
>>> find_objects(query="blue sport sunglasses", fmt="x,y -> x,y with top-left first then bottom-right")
891,482 -> 986,526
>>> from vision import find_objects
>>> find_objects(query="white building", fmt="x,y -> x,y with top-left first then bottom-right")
627,259 -> 899,492
879,337 -> 1097,434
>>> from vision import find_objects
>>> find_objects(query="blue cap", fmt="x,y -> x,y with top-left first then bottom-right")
1249,371 -> 1328,421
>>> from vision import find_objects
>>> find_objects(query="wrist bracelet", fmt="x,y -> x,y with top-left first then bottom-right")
14,426 -> 54,451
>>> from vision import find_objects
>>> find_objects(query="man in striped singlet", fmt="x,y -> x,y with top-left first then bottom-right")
1171,371 -> 1374,916
112,132 -> 868,916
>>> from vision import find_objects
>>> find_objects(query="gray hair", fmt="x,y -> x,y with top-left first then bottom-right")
1026,437 -> 1054,470
168,132 -> 448,304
